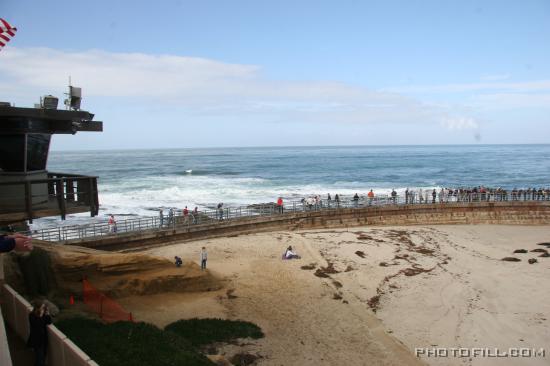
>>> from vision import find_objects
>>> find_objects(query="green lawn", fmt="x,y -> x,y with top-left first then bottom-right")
55,317 -> 264,366
165,318 -> 264,347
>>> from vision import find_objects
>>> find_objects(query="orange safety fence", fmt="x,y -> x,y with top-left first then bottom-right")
82,279 -> 133,323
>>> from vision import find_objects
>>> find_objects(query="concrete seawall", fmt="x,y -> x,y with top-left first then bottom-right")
67,201 -> 550,251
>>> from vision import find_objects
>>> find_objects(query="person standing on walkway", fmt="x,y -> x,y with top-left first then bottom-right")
217,203 -> 224,220
168,208 -> 174,226
432,189 -> 437,203
192,206 -> 198,224
405,188 -> 409,204
183,206 -> 189,224
200,247 -> 208,270
159,209 -> 164,228
277,197 -> 284,214
335,194 -> 340,207
353,193 -> 359,207
391,189 -> 397,204
108,214 -> 117,233
27,300 -> 52,366
367,190 -> 374,206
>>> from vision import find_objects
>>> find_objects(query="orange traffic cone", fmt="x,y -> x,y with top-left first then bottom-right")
69,295 -> 75,305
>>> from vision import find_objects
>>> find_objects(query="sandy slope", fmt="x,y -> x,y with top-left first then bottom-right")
132,225 -> 550,366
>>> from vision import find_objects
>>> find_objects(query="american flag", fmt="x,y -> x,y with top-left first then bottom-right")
0,18 -> 17,51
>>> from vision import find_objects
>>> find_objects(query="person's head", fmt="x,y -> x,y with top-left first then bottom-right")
287,245 -> 292,250
31,299 -> 46,316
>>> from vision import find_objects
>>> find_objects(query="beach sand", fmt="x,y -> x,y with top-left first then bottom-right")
121,225 -> 550,365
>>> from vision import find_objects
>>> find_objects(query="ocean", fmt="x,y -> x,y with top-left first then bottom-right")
37,144 -> 550,228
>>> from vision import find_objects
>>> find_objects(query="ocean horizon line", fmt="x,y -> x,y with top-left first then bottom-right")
50,142 -> 550,153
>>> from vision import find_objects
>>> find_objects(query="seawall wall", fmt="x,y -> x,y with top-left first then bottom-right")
69,201 -> 550,251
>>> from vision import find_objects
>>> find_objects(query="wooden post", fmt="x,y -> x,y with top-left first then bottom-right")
66,179 -> 75,202
24,181 -> 33,223
56,179 -> 66,220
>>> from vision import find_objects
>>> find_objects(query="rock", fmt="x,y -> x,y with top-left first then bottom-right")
501,257 -> 521,262
528,258 -> 538,264
300,263 -> 316,270
537,242 -> 550,248
23,241 -> 222,298
539,252 -> 550,258
513,249 -> 528,253
530,248 -> 548,253
229,353 -> 260,366
355,251 -> 366,258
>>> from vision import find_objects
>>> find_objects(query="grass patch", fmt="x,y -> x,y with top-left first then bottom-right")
165,318 -> 264,347
56,318 -> 214,366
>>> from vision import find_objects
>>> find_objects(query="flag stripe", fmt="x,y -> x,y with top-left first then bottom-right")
0,18 -> 17,51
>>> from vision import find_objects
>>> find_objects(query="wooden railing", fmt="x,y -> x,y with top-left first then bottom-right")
0,172 -> 99,223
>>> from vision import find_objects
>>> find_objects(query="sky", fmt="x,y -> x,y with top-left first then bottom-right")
1,0 -> 549,150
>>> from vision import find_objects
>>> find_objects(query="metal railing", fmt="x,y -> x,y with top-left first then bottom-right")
26,188 -> 550,242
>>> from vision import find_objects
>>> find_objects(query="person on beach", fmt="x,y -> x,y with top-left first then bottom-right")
0,233 -> 33,253
108,214 -> 117,233
335,194 -> 340,207
27,300 -> 52,366
159,209 -> 164,228
284,245 -> 301,259
200,247 -> 208,270
174,256 -> 183,267
418,188 -> 424,203
277,197 -> 284,214
367,190 -> 374,206
391,189 -> 397,204
432,189 -> 437,203
405,188 -> 409,204
353,193 -> 359,207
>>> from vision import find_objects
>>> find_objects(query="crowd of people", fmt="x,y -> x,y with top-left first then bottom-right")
157,206 -> 200,228
301,186 -> 550,208
101,186 -> 550,237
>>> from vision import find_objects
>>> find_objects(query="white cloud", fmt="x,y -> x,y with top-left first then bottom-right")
440,117 -> 479,130
0,47 -> 475,128
480,74 -> 510,81
468,93 -> 550,110
385,80 -> 550,94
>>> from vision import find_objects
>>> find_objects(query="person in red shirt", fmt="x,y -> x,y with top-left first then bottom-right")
277,197 -> 284,214
183,206 -> 189,223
